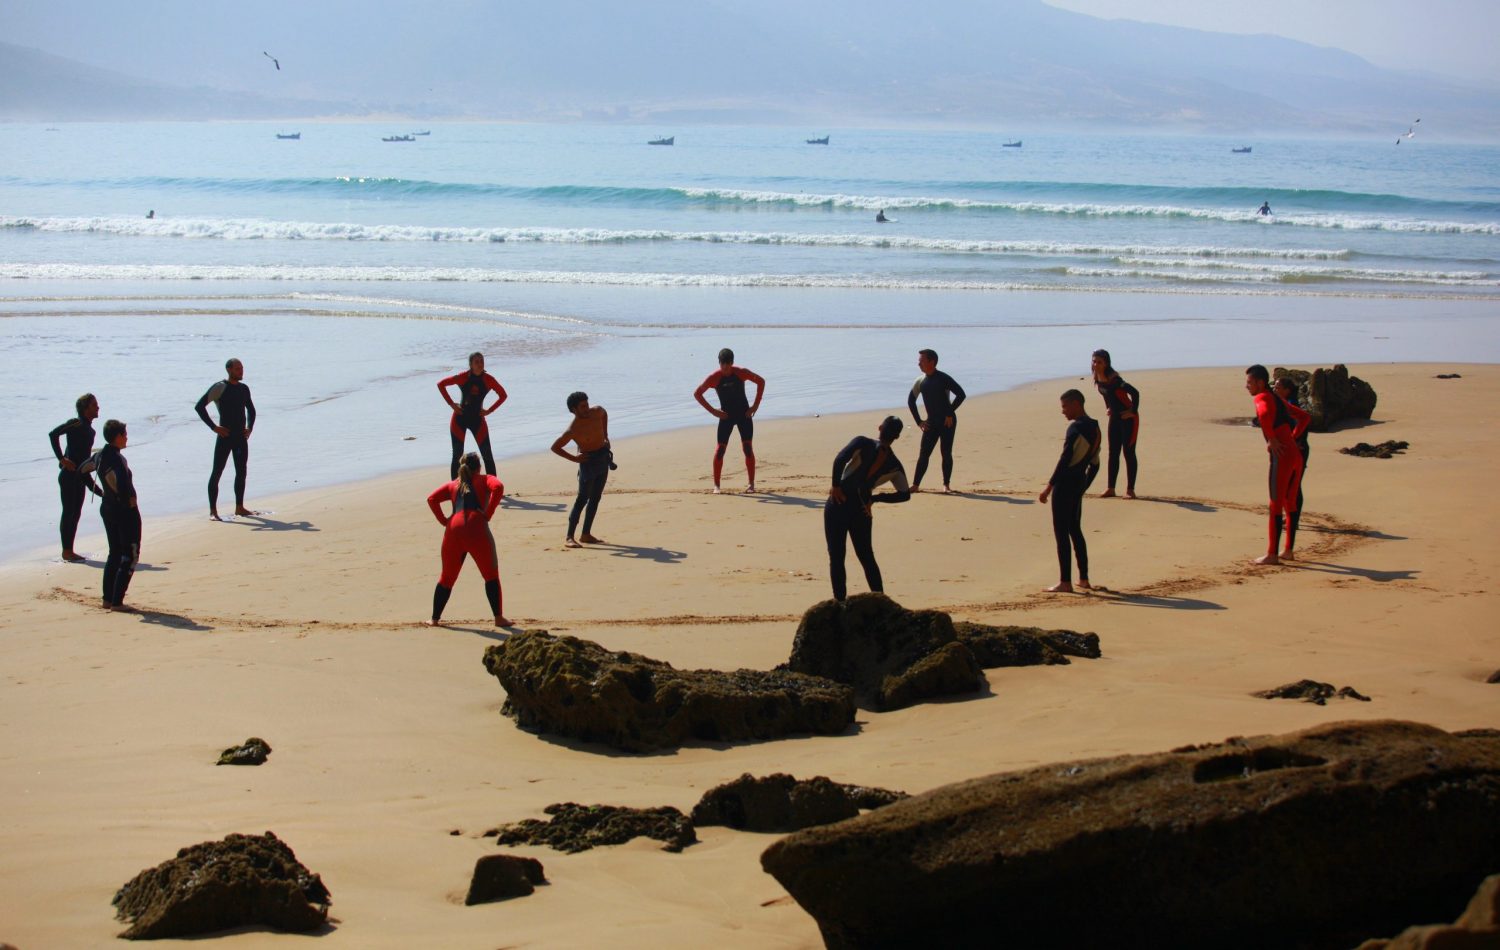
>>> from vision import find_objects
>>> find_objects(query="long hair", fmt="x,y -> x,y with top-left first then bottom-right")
457,452 -> 481,495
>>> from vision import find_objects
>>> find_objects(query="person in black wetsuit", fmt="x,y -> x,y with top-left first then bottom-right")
825,415 -> 910,601
438,352 -> 508,480
49,392 -> 102,561
693,347 -> 766,493
82,419 -> 140,610
195,357 -> 257,520
1274,376 -> 1311,556
1039,389 -> 1101,593
907,349 -> 966,493
1091,349 -> 1140,498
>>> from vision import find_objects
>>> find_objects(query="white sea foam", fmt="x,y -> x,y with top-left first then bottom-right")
1110,257 -> 1496,284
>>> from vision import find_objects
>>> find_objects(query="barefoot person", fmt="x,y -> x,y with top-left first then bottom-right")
437,352 -> 508,480
907,349 -> 965,493
425,452 -> 507,626
81,419 -> 140,610
1274,375 -> 1313,559
1246,364 -> 1310,565
693,347 -> 765,493
195,357 -> 256,520
550,391 -> 612,548
48,392 -> 102,561
1039,389 -> 1101,593
1091,349 -> 1140,498
825,416 -> 910,601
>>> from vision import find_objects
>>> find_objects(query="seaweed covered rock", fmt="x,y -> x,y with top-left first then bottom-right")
692,773 -> 908,832
786,594 -> 983,711
113,831 -> 329,940
1342,440 -> 1410,459
490,803 -> 695,853
482,630 -> 854,753
216,737 -> 271,766
1255,679 -> 1372,705
465,854 -> 546,905
1274,364 -> 1378,431
761,721 -> 1500,950
952,622 -> 1101,667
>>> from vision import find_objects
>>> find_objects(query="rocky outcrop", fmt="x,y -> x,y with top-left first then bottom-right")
1254,679 -> 1372,705
216,737 -> 271,765
1342,440 -> 1410,458
465,855 -> 546,905
113,832 -> 329,939
786,594 -> 984,711
488,803 -> 695,853
482,630 -> 854,753
1274,364 -> 1378,431
691,773 -> 907,833
761,721 -> 1500,950
952,622 -> 1101,667
1357,873 -> 1500,948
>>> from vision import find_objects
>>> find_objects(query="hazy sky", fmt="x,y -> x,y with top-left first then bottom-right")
1046,0 -> 1500,84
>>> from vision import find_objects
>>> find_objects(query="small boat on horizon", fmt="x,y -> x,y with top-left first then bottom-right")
648,135 -> 674,146
413,130 -> 431,136
276,132 -> 301,140
1001,140 -> 1022,148
1232,146 -> 1252,153
382,134 -> 416,142
806,135 -> 829,145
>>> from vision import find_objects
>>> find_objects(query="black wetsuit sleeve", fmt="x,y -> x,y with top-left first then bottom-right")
195,381 -> 225,430
1049,423 -> 1080,486
871,463 -> 911,503
831,438 -> 860,488
1122,379 -> 1139,413
48,419 -> 73,461
245,386 -> 257,431
945,372 -> 966,414
907,378 -> 923,425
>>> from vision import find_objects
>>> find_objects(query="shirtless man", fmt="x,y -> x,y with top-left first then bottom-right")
550,391 -> 611,548
1246,364 -> 1310,565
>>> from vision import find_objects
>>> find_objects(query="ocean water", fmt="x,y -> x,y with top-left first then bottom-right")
3,122 -> 1498,563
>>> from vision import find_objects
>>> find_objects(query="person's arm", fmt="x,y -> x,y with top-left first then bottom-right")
1287,398 -> 1311,442
828,438 -> 859,503
945,373 -> 966,416
907,378 -> 924,427
436,373 -> 461,412
1253,394 -> 1284,458
1121,380 -> 1140,416
693,373 -> 724,418
426,483 -> 453,525
743,369 -> 766,416
599,407 -> 610,445
76,453 -> 103,494
48,420 -> 72,466
871,467 -> 910,504
482,475 -> 505,520
551,425 -> 581,463
244,386 -> 256,436
196,381 -> 227,434
1047,427 -> 1077,489
482,375 -> 508,416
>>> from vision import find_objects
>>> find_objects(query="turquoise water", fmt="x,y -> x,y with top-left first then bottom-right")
3,122 -> 1498,562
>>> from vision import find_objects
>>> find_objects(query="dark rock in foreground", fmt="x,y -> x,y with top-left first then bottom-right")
1488,670 -> 1500,685
952,621 -> 1101,667
1254,679 -> 1372,705
1342,440 -> 1410,458
491,803 -> 696,853
1357,873 -> 1500,948
216,737 -> 272,766
692,773 -> 908,832
1275,364 -> 1378,431
482,630 -> 854,753
113,831 -> 329,940
465,854 -> 546,905
787,594 -> 983,711
761,721 -> 1500,950
1434,373 -> 1463,379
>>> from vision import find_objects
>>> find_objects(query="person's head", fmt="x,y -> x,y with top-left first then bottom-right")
103,419 -> 127,448
225,358 -> 243,382
877,415 -> 904,444
76,392 -> 98,420
566,391 -> 590,415
1273,376 -> 1296,400
717,347 -> 734,367
1091,349 -> 1112,379
468,351 -> 485,374
917,349 -> 938,374
1245,364 -> 1270,395
457,451 -> 481,490
1060,388 -> 1086,420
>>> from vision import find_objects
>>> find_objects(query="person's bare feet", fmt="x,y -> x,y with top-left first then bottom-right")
1124,490 -> 1137,499
563,537 -> 582,549
1076,579 -> 1093,590
745,484 -> 756,493
234,506 -> 255,517
209,510 -> 222,521
1100,488 -> 1116,498
495,616 -> 511,627
712,486 -> 721,494
423,618 -> 443,627
942,484 -> 953,494
106,603 -> 138,613
62,551 -> 86,562
1280,549 -> 1296,561
1252,554 -> 1280,565
910,485 -> 923,493
1044,582 -> 1074,593
580,533 -> 603,544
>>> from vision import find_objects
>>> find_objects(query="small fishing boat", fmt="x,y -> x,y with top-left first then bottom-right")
648,135 -> 674,146
412,130 -> 431,136
382,134 -> 415,142
1001,140 -> 1022,148
276,132 -> 301,140
1232,146 -> 1252,153
806,135 -> 829,145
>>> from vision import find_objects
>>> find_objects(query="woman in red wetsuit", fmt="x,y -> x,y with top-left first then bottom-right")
425,452 -> 507,626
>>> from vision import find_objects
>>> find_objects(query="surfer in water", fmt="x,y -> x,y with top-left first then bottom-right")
1258,201 -> 1272,216
875,209 -> 888,223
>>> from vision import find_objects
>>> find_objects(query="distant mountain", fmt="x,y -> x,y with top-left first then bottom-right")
4,1 -> 1498,135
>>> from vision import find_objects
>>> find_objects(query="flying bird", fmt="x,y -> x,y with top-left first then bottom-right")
263,51 -> 280,71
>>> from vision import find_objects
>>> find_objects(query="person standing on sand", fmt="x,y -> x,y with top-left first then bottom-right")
425,452 -> 507,627
81,419 -> 140,611
907,349 -> 965,493
825,416 -> 910,601
49,392 -> 102,562
1039,389 -> 1101,593
1274,376 -> 1312,558
437,351 -> 508,480
195,357 -> 257,520
551,391 -> 612,548
1246,364 -> 1310,565
693,347 -> 765,494
1091,349 -> 1140,498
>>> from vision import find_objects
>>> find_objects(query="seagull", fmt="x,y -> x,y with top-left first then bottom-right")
263,51 -> 280,71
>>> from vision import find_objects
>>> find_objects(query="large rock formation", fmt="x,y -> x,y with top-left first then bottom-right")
1274,364 -> 1378,431
951,622 -> 1101,667
113,832 -> 329,939
692,773 -> 907,832
786,594 -> 984,711
761,721 -> 1500,950
489,803 -> 695,853
1357,873 -> 1500,949
482,630 -> 854,753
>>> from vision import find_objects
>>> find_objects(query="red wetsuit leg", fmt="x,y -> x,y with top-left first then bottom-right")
438,524 -> 467,587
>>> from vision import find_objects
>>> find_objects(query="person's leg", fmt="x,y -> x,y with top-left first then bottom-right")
1069,491 -> 1090,585
449,416 -> 466,480
713,417 -> 733,489
580,458 -> 609,539
823,502 -> 849,601
739,417 -> 756,490
1122,416 -> 1139,495
59,472 -> 85,557
1050,490 -> 1073,587
107,509 -> 140,606
566,463 -> 589,541
912,425 -> 941,489
230,435 -> 249,511
1281,458 -> 1304,558
849,510 -> 882,593
474,419 -> 497,476
469,526 -> 507,624
208,436 -> 232,513
938,418 -> 957,488
1104,417 -> 1125,494
431,528 -> 466,621
101,508 -> 121,605
431,583 -> 453,622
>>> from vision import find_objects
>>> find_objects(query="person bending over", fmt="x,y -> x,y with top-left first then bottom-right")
693,347 -> 765,493
1091,349 -> 1140,498
438,351 -> 508,480
907,349 -> 965,493
49,392 -> 102,561
195,357 -> 257,520
1273,375 -> 1312,559
825,415 -> 910,601
551,391 -> 612,548
1246,364 -> 1310,565
425,452 -> 506,627
1039,389 -> 1101,593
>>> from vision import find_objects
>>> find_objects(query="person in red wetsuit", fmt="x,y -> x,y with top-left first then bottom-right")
425,452 -> 507,626
1245,364 -> 1310,565
1091,349 -> 1140,498
437,352 -> 508,480
693,347 -> 765,493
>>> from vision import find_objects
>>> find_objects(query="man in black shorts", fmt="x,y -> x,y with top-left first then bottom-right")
907,349 -> 966,493
49,392 -> 102,561
825,416 -> 910,601
694,348 -> 765,493
195,357 -> 257,520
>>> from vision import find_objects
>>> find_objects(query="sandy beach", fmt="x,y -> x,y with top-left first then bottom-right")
2,361 -> 1496,948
